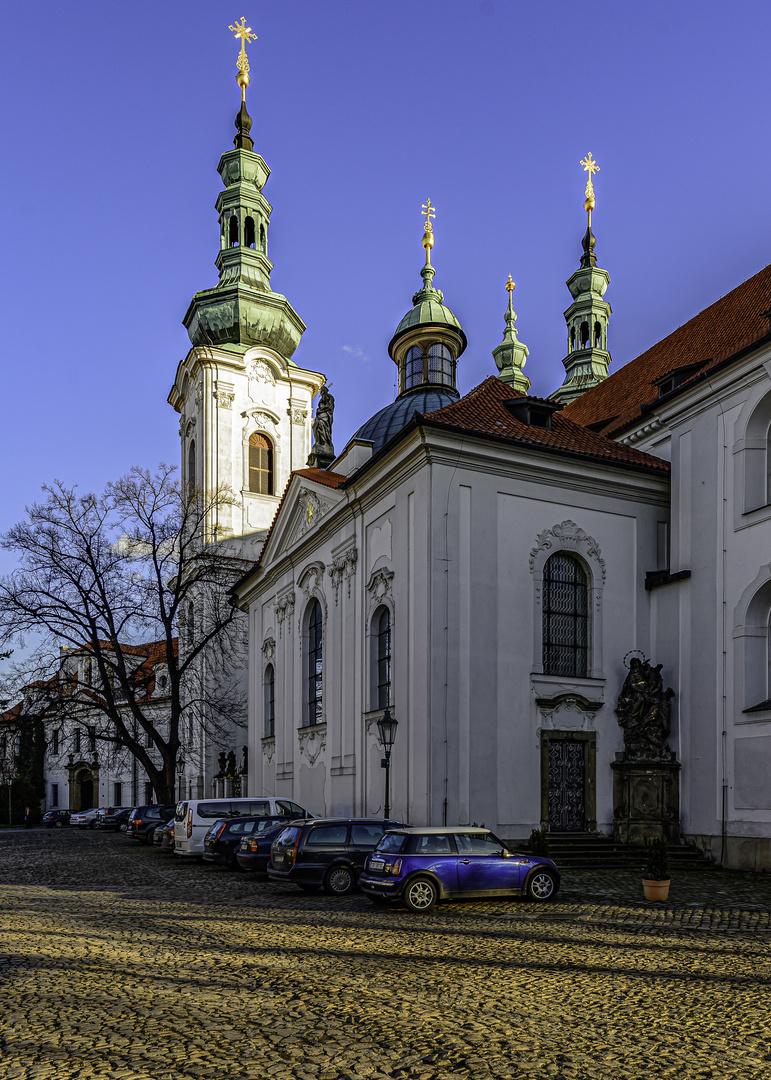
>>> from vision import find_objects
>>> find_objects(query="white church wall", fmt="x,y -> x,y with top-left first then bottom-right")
631,347 -> 771,868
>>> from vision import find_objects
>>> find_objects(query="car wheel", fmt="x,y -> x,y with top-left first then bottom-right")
403,877 -> 438,913
55,821 -> 64,829
323,865 -> 356,896
526,870 -> 558,902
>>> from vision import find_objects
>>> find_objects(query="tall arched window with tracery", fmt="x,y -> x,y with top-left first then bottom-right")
187,440 -> 196,496
543,553 -> 589,677
306,599 -> 323,726
264,664 -> 275,738
375,607 -> 392,709
249,432 -> 273,495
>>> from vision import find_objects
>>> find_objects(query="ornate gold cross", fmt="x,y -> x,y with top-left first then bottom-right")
229,16 -> 257,72
421,198 -> 436,233
580,151 -> 600,179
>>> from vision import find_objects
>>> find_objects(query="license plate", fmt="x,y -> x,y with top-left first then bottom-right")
273,852 -> 283,864
369,859 -> 385,871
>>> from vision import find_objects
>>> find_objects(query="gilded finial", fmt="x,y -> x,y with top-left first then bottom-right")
580,151 -> 600,223
421,198 -> 436,265
505,274 -> 516,296
229,16 -> 258,101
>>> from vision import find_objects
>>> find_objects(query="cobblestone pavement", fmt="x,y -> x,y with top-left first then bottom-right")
2,829 -> 771,1080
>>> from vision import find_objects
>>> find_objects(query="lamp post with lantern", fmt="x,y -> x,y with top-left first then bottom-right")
175,757 -> 185,802
376,709 -> 398,819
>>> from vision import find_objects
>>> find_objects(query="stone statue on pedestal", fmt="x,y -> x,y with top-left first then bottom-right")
307,385 -> 335,468
616,657 -> 675,759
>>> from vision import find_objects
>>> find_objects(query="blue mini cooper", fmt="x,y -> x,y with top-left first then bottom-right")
359,827 -> 560,912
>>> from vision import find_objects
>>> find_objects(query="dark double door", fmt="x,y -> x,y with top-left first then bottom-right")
547,738 -> 586,832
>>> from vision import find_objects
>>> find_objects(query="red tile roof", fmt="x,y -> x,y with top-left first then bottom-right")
563,263 -> 771,436
423,377 -> 669,473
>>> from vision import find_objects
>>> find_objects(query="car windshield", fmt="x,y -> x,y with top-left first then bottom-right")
374,833 -> 408,854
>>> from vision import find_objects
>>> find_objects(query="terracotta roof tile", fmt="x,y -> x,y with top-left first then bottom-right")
423,377 -> 669,473
563,263 -> 771,436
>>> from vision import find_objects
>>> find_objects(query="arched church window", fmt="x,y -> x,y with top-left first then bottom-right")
404,346 -> 423,391
428,343 -> 453,387
543,553 -> 589,678
186,602 -> 195,646
187,440 -> 196,497
229,215 -> 239,247
579,321 -> 590,349
245,217 -> 256,249
594,321 -> 602,348
306,599 -> 323,726
248,432 -> 274,495
264,664 -> 275,737
260,224 -> 266,252
375,607 -> 392,709
570,327 -> 576,353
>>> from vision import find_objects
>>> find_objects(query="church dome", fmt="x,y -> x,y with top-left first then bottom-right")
352,386 -> 459,453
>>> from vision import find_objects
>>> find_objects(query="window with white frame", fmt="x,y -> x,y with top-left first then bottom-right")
542,553 -> 589,678
374,607 -> 392,709
264,664 -> 275,737
306,599 -> 323,726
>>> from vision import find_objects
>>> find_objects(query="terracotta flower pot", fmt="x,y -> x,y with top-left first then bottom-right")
642,878 -> 670,902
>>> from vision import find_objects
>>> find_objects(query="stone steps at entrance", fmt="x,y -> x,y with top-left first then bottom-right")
503,833 -> 715,870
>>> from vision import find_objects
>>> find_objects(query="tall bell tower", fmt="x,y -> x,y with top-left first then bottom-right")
551,153 -> 612,406
168,19 -> 325,540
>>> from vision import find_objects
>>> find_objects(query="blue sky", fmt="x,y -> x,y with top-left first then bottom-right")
2,0 -> 771,559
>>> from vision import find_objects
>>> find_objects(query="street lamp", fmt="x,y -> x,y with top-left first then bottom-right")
176,757 -> 185,800
376,708 -> 398,819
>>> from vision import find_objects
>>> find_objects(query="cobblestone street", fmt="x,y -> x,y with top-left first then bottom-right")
2,829 -> 771,1080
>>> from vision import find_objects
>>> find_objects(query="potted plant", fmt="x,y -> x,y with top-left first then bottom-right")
528,826 -> 551,857
642,835 -> 670,901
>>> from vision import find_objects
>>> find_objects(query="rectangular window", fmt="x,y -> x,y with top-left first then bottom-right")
145,730 -> 153,748
144,781 -> 154,804
113,782 -> 122,806
88,726 -> 96,754
51,783 -> 59,807
74,729 -> 81,754
306,600 -> 323,726
52,729 -> 59,755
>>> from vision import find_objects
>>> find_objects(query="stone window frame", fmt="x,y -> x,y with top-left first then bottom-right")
529,521 -> 606,680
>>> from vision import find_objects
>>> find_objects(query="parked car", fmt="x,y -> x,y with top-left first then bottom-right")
127,804 -> 176,843
42,809 -> 71,829
95,807 -> 133,831
152,818 -> 175,851
236,820 -> 294,873
204,815 -> 289,870
359,827 -> 561,912
268,818 -> 407,896
70,808 -> 101,829
174,797 -> 313,859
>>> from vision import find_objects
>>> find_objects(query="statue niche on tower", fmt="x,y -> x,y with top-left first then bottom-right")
611,654 -> 681,844
307,385 -> 336,469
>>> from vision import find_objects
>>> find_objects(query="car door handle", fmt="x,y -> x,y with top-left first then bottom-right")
461,859 -> 470,864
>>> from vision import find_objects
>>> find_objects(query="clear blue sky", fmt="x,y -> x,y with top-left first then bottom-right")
2,0 -> 770,559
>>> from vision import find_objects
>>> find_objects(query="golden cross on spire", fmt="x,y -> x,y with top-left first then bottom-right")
229,16 -> 257,83
579,151 -> 600,220
421,198 -> 436,266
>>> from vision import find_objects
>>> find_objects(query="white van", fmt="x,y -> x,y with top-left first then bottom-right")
174,796 -> 312,858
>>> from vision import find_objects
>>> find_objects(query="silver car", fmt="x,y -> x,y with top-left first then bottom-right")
69,808 -> 101,829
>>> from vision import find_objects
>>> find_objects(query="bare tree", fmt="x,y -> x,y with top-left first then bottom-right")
0,465 -> 247,801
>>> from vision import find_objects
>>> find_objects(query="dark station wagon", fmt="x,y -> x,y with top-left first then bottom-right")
268,818 -> 408,896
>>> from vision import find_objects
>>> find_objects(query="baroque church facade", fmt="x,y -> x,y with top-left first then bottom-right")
174,52 -> 771,869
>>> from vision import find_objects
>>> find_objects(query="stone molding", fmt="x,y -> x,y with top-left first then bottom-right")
261,636 -> 276,663
529,520 -> 606,583
328,545 -> 358,603
261,736 -> 276,764
273,589 -> 295,637
298,723 -> 326,766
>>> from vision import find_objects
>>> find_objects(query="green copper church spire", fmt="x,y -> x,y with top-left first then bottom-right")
550,152 -> 612,406
182,19 -> 305,358
493,275 -> 531,393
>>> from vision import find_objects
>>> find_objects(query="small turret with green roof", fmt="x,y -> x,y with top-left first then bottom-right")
387,199 -> 467,395
182,19 -> 305,361
550,152 -> 612,406
493,275 -> 531,393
